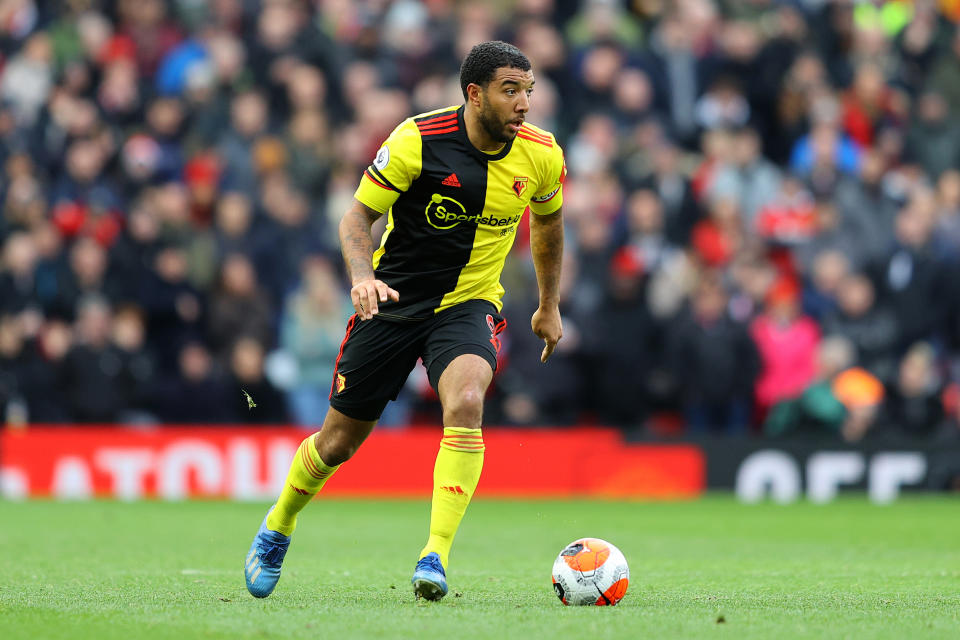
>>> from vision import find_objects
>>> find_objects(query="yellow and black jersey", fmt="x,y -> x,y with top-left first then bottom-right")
354,105 -> 565,320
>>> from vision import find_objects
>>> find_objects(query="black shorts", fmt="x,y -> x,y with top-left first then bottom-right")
328,300 -> 507,421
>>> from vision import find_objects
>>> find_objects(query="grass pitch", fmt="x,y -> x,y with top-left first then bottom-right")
0,496 -> 957,639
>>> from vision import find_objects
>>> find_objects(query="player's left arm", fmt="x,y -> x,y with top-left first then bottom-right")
528,137 -> 566,363
529,206 -> 563,363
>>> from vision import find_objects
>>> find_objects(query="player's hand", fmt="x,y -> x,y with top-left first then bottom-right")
531,304 -> 562,363
350,279 -> 399,320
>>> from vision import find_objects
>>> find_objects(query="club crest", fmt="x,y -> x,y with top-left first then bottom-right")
512,176 -> 528,198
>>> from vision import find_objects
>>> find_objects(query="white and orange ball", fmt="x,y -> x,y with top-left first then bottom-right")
551,538 -> 629,606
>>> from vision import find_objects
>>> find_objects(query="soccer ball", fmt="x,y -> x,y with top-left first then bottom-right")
551,538 -> 629,606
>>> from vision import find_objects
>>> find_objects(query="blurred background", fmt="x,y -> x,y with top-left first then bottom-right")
1,0 -> 960,450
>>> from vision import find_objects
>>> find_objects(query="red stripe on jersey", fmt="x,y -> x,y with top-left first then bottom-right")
418,121 -> 460,132
519,126 -> 551,142
420,126 -> 459,135
364,170 -> 394,191
517,133 -> 552,147
417,113 -> 457,126
520,124 -> 550,140
418,114 -> 457,125
329,314 -> 358,399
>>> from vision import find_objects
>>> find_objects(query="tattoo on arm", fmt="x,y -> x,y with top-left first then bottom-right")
339,201 -> 382,283
529,208 -> 564,306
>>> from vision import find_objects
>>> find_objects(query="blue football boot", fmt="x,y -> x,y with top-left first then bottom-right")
411,552 -> 448,601
244,508 -> 291,598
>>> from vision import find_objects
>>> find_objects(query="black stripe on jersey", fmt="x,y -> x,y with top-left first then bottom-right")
364,169 -> 396,192
374,107 -> 489,318
368,165 -> 399,191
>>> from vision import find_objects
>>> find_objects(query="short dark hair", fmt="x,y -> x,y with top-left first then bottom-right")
459,41 -> 531,100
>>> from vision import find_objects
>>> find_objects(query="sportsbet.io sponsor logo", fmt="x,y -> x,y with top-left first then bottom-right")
425,193 -> 522,230
425,193 -> 466,229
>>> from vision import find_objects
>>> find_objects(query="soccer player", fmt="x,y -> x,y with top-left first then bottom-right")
244,41 -> 565,601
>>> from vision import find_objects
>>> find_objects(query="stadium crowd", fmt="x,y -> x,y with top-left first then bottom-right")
2,0 -> 960,441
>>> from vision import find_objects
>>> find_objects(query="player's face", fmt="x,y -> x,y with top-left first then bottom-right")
478,67 -> 535,143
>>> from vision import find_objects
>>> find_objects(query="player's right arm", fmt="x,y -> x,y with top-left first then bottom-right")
339,200 -> 398,320
344,117 -> 422,320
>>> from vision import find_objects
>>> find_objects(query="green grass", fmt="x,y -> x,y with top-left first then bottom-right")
0,496 -> 957,639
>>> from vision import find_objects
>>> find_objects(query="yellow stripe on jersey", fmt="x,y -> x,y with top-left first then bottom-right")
437,126 -> 565,312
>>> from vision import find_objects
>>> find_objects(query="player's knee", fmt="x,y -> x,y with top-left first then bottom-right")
443,387 -> 485,428
315,440 -> 355,467
314,432 -> 359,466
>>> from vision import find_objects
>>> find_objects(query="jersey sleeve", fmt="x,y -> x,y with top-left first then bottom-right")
529,140 -> 566,216
354,119 -> 423,214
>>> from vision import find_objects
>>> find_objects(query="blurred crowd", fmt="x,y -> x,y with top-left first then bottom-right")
2,0 -> 960,441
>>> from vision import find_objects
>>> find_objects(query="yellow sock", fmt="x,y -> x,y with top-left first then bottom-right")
266,434 -> 339,536
419,427 -> 484,568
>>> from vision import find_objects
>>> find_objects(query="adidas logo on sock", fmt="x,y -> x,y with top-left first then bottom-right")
440,485 -> 466,495
441,173 -> 461,187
